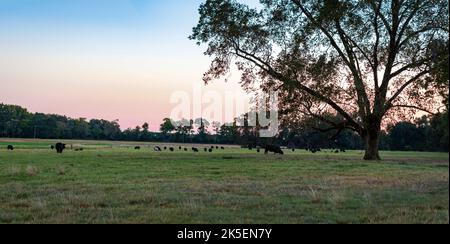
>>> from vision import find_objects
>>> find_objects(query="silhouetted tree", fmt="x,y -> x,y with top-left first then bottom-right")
195,118 -> 210,142
191,0 -> 449,160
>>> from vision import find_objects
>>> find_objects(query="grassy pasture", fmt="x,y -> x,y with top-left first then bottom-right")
0,139 -> 448,224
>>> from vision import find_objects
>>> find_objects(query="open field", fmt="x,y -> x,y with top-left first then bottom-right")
0,139 -> 448,224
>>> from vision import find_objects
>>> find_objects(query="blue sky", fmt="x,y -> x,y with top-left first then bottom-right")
0,0 -> 203,40
0,0 -> 259,129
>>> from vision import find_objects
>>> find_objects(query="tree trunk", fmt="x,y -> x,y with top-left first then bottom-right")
363,117 -> 382,161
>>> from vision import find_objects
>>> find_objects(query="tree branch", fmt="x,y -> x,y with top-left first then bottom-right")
232,45 -> 363,132
385,69 -> 431,111
372,0 -> 382,89
291,0 -> 371,121
396,1 -> 427,48
291,0 -> 352,67
368,0 -> 392,35
334,20 -> 372,117
392,105 -> 438,115
390,57 -> 433,79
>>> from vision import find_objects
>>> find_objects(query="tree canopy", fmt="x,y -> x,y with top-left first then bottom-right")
190,0 -> 449,160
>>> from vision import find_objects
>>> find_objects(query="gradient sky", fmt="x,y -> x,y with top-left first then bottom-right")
0,0 -> 260,130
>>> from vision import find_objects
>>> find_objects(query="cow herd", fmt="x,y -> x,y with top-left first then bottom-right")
143,145 -> 226,153
134,144 -> 286,155
4,143 -> 344,156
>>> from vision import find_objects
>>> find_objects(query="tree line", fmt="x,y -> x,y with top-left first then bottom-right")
1,103 -> 448,152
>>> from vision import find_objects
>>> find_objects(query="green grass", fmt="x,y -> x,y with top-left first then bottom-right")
0,139 -> 448,224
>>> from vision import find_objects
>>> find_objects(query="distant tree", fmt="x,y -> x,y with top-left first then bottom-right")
238,113 -> 253,146
32,113 -> 58,139
172,119 -> 193,143
142,122 -> 149,131
191,0 -> 449,160
195,118 -> 210,142
160,118 -> 176,137
71,118 -> 90,139
121,128 -> 135,141
219,118 -> 241,144
132,126 -> 142,140
427,111 -> 449,152
0,104 -> 31,137
140,122 -> 152,141
388,122 -> 426,151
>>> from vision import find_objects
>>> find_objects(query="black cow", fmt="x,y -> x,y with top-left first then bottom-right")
164,147 -> 167,150
179,146 -> 182,150
135,146 -> 141,150
7,145 -> 14,151
169,147 -> 175,152
257,148 -> 261,153
204,148 -> 208,152
216,146 -> 219,149
265,145 -> 284,155
50,145 -> 55,150
192,147 -> 199,152
55,143 -> 66,154
221,147 -> 225,150
154,146 -> 162,152
184,148 -> 188,152
209,148 -> 213,153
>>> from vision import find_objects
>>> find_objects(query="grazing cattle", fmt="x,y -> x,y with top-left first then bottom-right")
308,147 -> 321,154
211,146 -> 215,149
135,146 -> 141,150
184,148 -> 188,151
169,147 -> 175,152
221,147 -> 225,150
265,145 -> 284,155
292,148 -> 296,152
50,145 -> 55,150
340,149 -> 346,153
204,148 -> 208,152
216,146 -> 219,149
209,148 -> 213,153
248,146 -> 253,150
179,146 -> 182,150
192,147 -> 199,152
164,147 -> 167,150
55,143 -> 66,154
7,145 -> 14,151
257,148 -> 261,153
154,146 -> 162,152
75,148 -> 84,152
